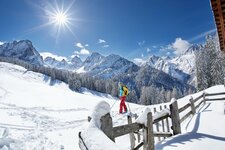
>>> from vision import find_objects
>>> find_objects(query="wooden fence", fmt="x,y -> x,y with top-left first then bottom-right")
79,91 -> 225,150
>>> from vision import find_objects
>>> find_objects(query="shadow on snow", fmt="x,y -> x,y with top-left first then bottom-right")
155,103 -> 225,149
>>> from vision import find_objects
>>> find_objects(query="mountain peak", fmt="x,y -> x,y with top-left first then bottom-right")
106,54 -> 121,60
91,52 -> 103,57
162,55 -> 171,60
183,44 -> 203,55
83,52 -> 105,71
145,55 -> 162,66
71,56 -> 82,67
0,40 -> 43,65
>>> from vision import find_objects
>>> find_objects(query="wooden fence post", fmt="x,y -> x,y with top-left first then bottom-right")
203,92 -> 206,104
100,113 -> 115,142
143,125 -> 147,150
128,115 -> 135,150
169,101 -> 181,135
143,112 -> 154,150
153,107 -> 160,142
160,105 -> 166,139
134,114 -> 141,143
224,77 -> 225,87
164,105 -> 170,132
189,96 -> 196,114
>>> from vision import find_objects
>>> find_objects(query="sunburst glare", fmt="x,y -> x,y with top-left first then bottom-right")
52,11 -> 69,26
43,0 -> 76,39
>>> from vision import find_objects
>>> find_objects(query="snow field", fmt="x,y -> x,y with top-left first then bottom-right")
0,62 -> 141,149
1,62 -> 225,150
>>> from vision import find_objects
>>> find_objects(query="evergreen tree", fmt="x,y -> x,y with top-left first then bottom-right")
196,35 -> 225,90
127,90 -> 138,103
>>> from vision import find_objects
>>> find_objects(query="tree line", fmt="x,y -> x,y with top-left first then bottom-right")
0,56 -> 191,105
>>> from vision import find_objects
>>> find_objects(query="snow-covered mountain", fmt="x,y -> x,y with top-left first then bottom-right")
42,44 -> 202,85
71,56 -> 83,67
82,52 -> 105,71
2,41 -> 192,95
43,55 -> 82,70
137,44 -> 203,85
0,40 -> 194,93
43,52 -> 139,79
0,40 -> 43,65
44,57 -> 69,68
85,53 -> 139,78
135,65 -> 189,90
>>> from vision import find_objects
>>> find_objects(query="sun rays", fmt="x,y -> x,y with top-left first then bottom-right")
44,0 -> 76,40
23,0 -> 78,43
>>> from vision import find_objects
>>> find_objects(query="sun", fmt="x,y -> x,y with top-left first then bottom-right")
42,0 -> 76,38
24,0 -> 78,42
52,11 -> 69,26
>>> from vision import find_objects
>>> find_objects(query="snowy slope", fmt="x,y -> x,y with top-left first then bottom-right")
0,62 -> 225,150
0,62 -> 142,149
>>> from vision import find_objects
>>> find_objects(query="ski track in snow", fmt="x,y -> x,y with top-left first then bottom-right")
0,87 -> 9,99
0,103 -> 88,131
0,101 -> 89,149
0,97 -> 88,149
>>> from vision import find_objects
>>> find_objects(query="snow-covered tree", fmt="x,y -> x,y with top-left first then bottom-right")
196,35 -> 225,91
68,72 -> 81,91
127,90 -> 138,103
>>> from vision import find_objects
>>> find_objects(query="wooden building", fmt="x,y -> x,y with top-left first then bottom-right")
210,0 -> 225,51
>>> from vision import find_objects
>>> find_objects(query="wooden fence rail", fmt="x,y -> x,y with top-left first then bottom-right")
205,92 -> 225,96
79,91 -> 225,150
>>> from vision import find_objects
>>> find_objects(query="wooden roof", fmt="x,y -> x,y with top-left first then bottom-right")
210,0 -> 225,51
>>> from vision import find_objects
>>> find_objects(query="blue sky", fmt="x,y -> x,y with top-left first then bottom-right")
0,0 -> 216,61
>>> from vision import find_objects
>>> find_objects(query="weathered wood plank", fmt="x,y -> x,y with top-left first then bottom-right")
113,123 -> 143,138
195,100 -> 204,110
178,103 -> 191,113
153,132 -> 173,137
170,101 -> 181,135
153,113 -> 170,124
160,105 -> 166,139
127,115 -> 135,150
205,92 -> 225,96
154,107 -> 161,141
134,115 -> 141,143
143,124 -> 147,150
180,110 -> 192,123
206,97 -> 225,101
203,92 -> 206,104
133,142 -> 143,150
189,97 -> 196,114
147,112 -> 154,150
164,105 -> 170,132
193,94 -> 203,103
100,113 -> 114,141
